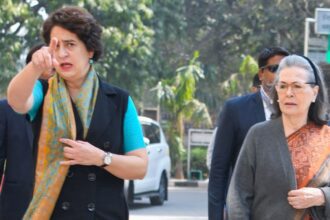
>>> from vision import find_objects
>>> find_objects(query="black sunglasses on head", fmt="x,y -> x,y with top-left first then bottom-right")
261,64 -> 279,73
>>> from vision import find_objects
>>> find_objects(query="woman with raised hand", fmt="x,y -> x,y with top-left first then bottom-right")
227,55 -> 330,220
7,6 -> 147,220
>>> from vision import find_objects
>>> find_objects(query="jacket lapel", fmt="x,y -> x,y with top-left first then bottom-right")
86,81 -> 117,144
252,91 -> 266,122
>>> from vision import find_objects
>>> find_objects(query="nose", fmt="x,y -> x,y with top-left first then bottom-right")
285,85 -> 294,96
57,45 -> 68,58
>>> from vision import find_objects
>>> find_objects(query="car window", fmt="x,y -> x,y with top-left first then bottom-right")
142,123 -> 160,144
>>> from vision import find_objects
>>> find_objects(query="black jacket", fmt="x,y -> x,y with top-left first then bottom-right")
0,100 -> 35,220
50,80 -> 129,220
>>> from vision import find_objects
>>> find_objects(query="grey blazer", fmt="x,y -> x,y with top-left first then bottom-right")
226,117 -> 330,220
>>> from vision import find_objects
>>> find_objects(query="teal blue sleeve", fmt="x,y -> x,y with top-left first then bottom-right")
28,80 -> 44,121
123,96 -> 145,153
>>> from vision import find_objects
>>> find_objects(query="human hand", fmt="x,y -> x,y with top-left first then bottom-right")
39,68 -> 55,80
39,68 -> 56,80
288,187 -> 325,209
59,138 -> 105,166
31,38 -> 59,76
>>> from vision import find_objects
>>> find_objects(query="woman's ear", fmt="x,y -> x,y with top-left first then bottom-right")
89,51 -> 94,60
313,85 -> 319,102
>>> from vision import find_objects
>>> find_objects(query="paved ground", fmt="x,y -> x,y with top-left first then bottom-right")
130,179 -> 208,220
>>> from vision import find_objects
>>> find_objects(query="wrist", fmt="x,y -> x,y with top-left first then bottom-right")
28,62 -> 44,78
99,151 -> 113,168
316,188 -> 326,206
97,150 -> 106,167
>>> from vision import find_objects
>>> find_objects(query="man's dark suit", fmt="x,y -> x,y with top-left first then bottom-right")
0,100 -> 35,220
208,91 -> 265,220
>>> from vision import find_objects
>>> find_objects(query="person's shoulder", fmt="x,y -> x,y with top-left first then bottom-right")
0,99 -> 8,115
0,99 -> 7,106
249,117 -> 281,135
100,81 -> 129,97
0,99 -> 25,118
0,99 -> 11,111
224,92 -> 260,108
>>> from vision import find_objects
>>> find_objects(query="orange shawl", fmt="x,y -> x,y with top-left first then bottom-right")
288,123 -> 330,220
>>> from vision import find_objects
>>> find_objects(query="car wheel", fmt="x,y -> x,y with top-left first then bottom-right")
127,181 -> 134,206
150,174 -> 167,205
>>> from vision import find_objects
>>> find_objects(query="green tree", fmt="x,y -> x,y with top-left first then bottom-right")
90,0 -> 155,102
153,51 -> 212,178
220,55 -> 258,97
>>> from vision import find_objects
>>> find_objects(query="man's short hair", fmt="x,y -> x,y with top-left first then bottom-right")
258,47 -> 290,68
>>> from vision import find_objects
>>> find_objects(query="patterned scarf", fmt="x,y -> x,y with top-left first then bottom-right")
23,69 -> 99,219
288,123 -> 330,220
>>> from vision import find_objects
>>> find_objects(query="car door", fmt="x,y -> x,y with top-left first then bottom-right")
134,121 -> 162,193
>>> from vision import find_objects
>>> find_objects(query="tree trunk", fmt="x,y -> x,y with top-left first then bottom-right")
174,114 -> 185,179
174,159 -> 184,179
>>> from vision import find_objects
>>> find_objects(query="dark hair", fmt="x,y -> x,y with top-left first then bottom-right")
25,43 -> 45,64
258,47 -> 290,68
271,55 -> 329,125
42,6 -> 103,61
252,73 -> 261,88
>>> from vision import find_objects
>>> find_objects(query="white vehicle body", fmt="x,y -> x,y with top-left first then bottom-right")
125,116 -> 171,206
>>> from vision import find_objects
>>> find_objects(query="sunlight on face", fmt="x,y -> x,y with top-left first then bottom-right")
276,66 -> 318,118
50,26 -> 94,82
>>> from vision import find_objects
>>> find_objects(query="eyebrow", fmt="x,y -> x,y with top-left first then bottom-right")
61,39 -> 76,44
278,81 -> 305,84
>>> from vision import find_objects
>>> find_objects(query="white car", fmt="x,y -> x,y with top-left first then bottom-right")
125,116 -> 171,206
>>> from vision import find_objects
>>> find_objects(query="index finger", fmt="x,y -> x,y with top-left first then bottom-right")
59,138 -> 78,147
49,37 -> 58,53
288,189 -> 300,196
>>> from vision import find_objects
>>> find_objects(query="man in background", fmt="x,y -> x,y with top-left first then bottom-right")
208,47 -> 290,220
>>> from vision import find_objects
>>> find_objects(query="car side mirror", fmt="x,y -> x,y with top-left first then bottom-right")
143,137 -> 150,145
